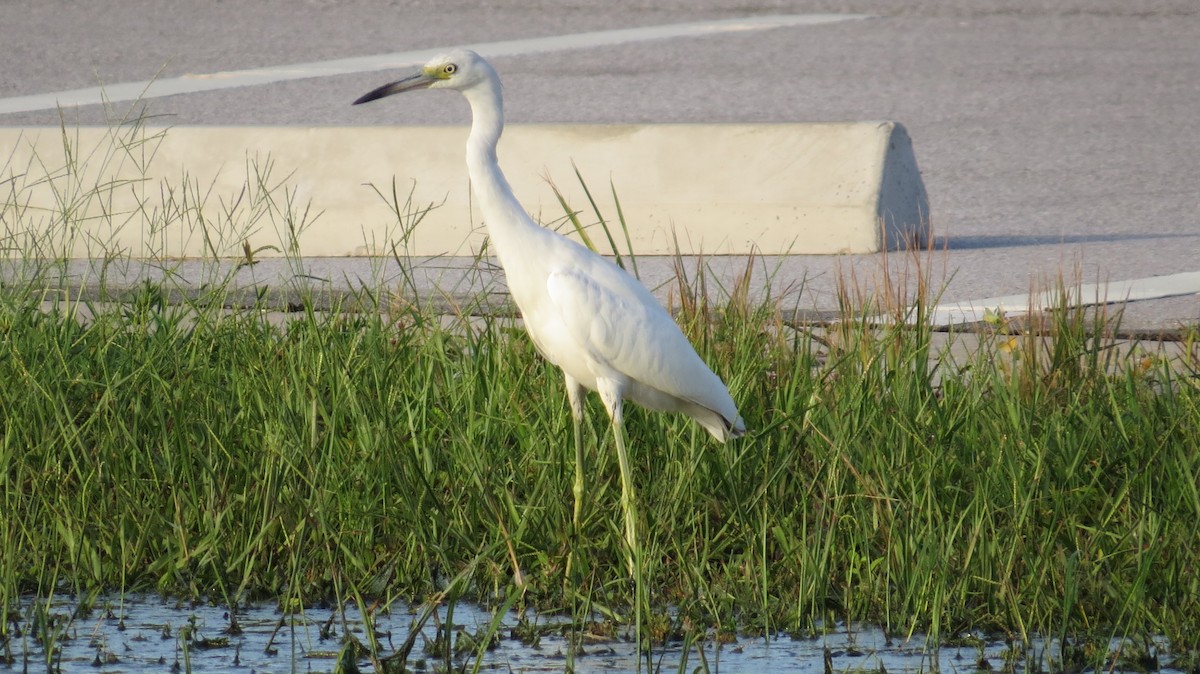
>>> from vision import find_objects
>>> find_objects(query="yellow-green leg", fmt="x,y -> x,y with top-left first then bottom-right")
598,381 -> 638,576
596,380 -> 646,661
565,377 -> 587,532
612,414 -> 638,577
565,377 -> 587,584
599,383 -> 645,662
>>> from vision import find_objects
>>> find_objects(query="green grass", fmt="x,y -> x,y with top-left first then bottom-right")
2,121 -> 1199,668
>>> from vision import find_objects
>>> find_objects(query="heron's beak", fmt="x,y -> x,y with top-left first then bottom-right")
353,71 -> 436,105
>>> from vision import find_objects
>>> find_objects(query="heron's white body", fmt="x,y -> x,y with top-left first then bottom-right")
354,49 -> 743,570
452,52 -> 744,441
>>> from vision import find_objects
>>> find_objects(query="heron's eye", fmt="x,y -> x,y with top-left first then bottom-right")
444,63 -> 458,75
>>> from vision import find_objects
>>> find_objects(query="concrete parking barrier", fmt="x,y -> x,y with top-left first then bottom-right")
1,123 -> 928,257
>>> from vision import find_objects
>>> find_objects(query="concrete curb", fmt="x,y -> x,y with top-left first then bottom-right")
925,270 -> 1200,328
1,123 -> 928,258
8,255 -> 1192,338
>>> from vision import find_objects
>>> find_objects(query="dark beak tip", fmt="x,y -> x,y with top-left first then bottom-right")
352,86 -> 390,106
353,73 -> 430,107
352,82 -> 395,106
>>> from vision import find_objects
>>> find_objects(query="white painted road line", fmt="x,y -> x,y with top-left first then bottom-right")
0,14 -> 870,115
926,270 -> 1200,327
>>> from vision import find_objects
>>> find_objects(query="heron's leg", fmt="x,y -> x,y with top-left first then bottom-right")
598,380 -> 637,576
612,408 -> 638,577
564,375 -> 587,531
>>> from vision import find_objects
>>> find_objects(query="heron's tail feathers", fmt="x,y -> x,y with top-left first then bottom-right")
693,406 -> 746,443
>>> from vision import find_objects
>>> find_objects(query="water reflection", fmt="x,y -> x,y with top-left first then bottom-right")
1,595 -> 1178,673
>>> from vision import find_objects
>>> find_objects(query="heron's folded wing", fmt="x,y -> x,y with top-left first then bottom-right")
545,269 -> 722,401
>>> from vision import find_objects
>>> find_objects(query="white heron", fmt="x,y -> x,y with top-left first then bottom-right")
354,49 -> 745,571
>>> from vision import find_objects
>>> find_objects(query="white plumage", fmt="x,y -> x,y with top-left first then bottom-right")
355,49 -> 744,568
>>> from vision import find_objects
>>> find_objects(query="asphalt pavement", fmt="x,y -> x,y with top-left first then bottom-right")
2,0 -> 1197,331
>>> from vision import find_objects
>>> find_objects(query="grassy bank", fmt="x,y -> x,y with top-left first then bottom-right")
2,122 -> 1199,664
2,260 -> 1198,645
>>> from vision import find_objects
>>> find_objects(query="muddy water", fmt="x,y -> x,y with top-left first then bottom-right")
1,595 -> 1178,673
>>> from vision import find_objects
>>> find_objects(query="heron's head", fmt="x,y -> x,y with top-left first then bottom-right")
353,49 -> 495,105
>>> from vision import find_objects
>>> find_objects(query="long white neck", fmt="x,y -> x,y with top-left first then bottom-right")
462,75 -> 505,190
460,70 -> 547,266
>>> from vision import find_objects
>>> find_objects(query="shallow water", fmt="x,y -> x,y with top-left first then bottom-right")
1,595 -> 1180,673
